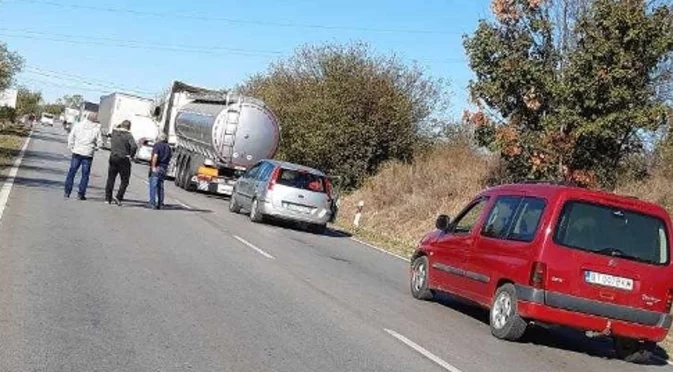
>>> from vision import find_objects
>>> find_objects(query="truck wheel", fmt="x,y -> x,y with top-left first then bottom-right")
174,156 -> 184,187
229,194 -> 241,214
490,283 -> 527,341
184,157 -> 195,192
250,198 -> 265,223
410,256 -> 434,300
614,338 -> 653,364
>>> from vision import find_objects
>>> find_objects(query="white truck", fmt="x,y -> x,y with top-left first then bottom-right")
98,92 -> 154,149
152,80 -> 280,196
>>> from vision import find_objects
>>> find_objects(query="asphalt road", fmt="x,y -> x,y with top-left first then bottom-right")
0,125 -> 672,372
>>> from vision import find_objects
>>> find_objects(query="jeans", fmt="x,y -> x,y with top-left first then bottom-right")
64,154 -> 93,197
105,155 -> 131,202
149,167 -> 167,208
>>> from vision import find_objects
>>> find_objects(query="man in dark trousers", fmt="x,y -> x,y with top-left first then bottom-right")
105,120 -> 137,205
148,133 -> 172,210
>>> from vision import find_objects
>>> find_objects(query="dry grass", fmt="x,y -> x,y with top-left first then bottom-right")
0,123 -> 29,176
335,143 -> 491,257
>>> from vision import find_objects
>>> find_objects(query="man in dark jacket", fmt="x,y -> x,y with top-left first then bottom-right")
105,120 -> 138,205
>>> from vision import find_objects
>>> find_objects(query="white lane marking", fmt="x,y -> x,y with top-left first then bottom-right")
350,237 -> 410,262
0,132 -> 32,225
384,329 -> 463,372
233,235 -> 275,259
174,199 -> 192,210
652,356 -> 673,366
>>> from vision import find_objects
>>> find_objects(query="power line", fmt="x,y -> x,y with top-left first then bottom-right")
19,77 -> 115,94
23,68 -> 153,96
10,0 -> 460,35
0,28 -> 468,64
26,66 -> 152,94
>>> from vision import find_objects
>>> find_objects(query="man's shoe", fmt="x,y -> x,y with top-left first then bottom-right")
112,197 -> 122,206
64,194 -> 70,199
77,195 -> 86,201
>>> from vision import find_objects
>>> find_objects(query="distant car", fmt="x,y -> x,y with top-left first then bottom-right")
40,113 -> 55,126
134,139 -> 154,163
228,160 -> 336,234
410,182 -> 673,364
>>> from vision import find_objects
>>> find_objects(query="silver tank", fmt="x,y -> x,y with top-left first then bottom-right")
174,95 -> 280,169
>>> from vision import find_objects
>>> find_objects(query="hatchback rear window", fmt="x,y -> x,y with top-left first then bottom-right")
554,201 -> 669,265
276,169 -> 326,193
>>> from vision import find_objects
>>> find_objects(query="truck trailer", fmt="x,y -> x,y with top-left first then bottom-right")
98,92 -> 154,149
153,81 -> 280,196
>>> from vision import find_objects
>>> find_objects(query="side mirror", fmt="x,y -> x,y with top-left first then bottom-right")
435,214 -> 451,231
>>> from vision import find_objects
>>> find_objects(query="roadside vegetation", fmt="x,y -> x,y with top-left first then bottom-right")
0,123 -> 29,175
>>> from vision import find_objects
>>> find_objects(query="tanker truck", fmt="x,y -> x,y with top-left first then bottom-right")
152,81 -> 280,196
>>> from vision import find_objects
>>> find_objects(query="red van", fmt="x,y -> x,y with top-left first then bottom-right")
410,182 -> 673,363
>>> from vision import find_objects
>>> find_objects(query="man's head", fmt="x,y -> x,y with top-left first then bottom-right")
87,112 -> 98,123
157,133 -> 168,143
118,120 -> 132,130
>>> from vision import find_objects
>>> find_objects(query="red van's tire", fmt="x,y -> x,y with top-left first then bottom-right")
490,284 -> 527,341
614,338 -> 653,364
410,256 -> 434,301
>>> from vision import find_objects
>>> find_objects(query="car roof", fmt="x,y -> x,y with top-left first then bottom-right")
481,182 -> 670,218
261,159 -> 326,177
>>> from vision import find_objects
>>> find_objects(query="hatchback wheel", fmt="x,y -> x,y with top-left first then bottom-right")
250,199 -> 264,223
410,256 -> 434,300
490,284 -> 527,341
229,194 -> 241,214
614,337 -> 653,364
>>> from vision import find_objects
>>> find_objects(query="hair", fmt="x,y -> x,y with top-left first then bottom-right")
87,112 -> 98,122
157,133 -> 168,143
118,120 -> 131,130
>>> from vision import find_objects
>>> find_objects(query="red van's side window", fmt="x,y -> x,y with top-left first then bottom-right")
481,196 -> 546,242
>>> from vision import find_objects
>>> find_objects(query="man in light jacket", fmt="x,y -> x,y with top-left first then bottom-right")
65,113 -> 103,200
105,120 -> 138,205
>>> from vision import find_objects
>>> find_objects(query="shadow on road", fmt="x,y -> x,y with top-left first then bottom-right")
30,132 -> 68,145
100,198 -> 213,213
431,292 -> 670,366
0,175 -> 102,191
16,164 -> 67,176
23,149 -> 69,163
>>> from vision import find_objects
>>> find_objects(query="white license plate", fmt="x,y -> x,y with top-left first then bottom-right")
585,271 -> 634,291
217,184 -> 233,194
285,203 -> 311,214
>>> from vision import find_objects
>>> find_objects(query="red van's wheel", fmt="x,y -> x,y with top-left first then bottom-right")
410,256 -> 434,301
614,338 -> 653,364
490,284 -> 527,341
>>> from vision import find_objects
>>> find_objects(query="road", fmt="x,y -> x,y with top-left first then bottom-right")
0,125 -> 671,372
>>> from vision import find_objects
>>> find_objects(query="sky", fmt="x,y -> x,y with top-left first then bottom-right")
0,0 -> 493,118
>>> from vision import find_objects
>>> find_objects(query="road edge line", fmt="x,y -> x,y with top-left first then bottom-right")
384,328 -> 463,372
233,235 -> 275,259
0,130 -> 32,225
350,237 -> 410,262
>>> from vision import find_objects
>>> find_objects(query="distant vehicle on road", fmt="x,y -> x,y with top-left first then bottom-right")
40,113 -> 55,126
229,160 -> 338,234
128,114 -> 159,163
98,92 -> 154,149
153,81 -> 280,197
410,182 -> 673,364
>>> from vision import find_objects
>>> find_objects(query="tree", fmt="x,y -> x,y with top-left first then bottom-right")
15,87 -> 42,117
0,42 -> 24,92
42,103 -> 65,116
238,42 -> 448,189
464,0 -> 673,188
56,94 -> 84,109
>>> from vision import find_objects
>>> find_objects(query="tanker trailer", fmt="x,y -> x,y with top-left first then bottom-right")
155,81 -> 280,196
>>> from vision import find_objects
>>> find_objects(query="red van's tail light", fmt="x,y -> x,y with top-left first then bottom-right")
529,262 -> 547,289
267,166 -> 281,191
666,289 -> 673,312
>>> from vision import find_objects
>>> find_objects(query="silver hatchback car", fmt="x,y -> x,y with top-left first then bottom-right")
229,160 -> 337,234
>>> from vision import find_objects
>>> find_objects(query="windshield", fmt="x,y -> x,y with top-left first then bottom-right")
554,201 -> 669,265
43,113 -> 54,118
276,168 -> 326,193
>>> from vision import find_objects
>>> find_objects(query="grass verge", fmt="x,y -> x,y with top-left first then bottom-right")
0,123 -> 30,176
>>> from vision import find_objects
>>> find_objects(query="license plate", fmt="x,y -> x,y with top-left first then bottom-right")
285,203 -> 311,214
217,184 -> 233,194
585,271 -> 634,291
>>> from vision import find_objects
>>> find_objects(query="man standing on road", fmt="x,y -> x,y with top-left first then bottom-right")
105,120 -> 137,206
148,133 -> 172,210
64,113 -> 103,200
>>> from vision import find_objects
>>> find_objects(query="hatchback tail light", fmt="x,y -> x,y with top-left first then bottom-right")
267,166 -> 280,191
666,289 -> 673,312
529,262 -> 547,289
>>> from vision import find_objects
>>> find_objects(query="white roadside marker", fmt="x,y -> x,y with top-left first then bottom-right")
384,328 -> 464,372
233,235 -> 275,259
0,133 -> 32,225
